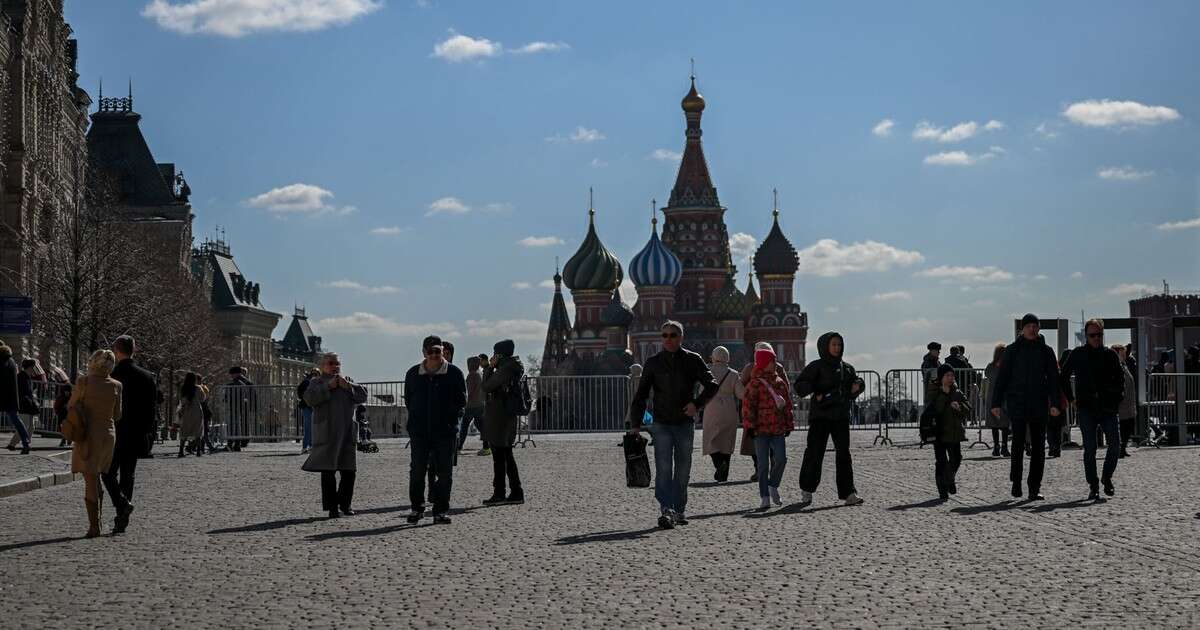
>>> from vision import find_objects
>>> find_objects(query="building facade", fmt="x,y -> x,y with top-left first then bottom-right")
1129,288 -> 1200,356
542,76 -> 810,376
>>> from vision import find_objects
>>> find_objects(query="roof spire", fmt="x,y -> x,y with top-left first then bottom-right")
651,198 -> 657,229
98,77 -> 103,100
772,188 -> 779,220
690,57 -> 695,81
588,187 -> 595,222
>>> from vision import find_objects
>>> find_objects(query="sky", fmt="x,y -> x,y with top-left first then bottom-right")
68,1 -> 1199,379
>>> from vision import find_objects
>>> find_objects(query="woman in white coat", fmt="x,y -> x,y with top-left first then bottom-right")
703,346 -> 743,482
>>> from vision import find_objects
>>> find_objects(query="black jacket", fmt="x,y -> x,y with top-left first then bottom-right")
16,371 -> 39,415
296,375 -> 313,410
1060,344 -> 1125,414
630,347 -> 718,428
404,361 -> 466,442
111,358 -> 157,440
989,335 -> 1062,418
794,332 -> 865,422
0,350 -> 17,414
921,353 -> 941,385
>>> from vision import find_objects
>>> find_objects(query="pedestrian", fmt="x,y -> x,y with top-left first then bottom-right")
739,342 -> 787,482
628,320 -> 719,530
1060,319 -> 1125,502
457,356 -> 487,453
921,341 -> 942,387
927,364 -> 969,501
176,372 -> 208,458
742,345 -> 794,509
0,342 -> 31,454
703,346 -> 742,483
795,332 -> 866,507
297,368 -> 318,454
481,339 -> 526,505
1047,348 -> 1073,458
983,343 -> 1011,457
225,367 -> 255,450
68,350 -> 123,538
476,353 -> 492,456
403,336 -> 465,524
104,336 -> 158,534
5,359 -> 41,450
1113,344 -> 1136,458
301,352 -> 368,518
990,314 -> 1062,500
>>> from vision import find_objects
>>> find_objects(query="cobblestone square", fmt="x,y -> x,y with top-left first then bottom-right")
1,431 -> 1198,628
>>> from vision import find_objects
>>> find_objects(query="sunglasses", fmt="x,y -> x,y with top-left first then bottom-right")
661,332 -> 680,339
1087,333 -> 1103,339
426,348 -> 443,355
325,361 -> 341,366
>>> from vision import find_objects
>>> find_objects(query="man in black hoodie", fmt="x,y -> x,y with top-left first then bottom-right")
1060,319 -> 1125,501
628,321 -> 718,530
990,314 -> 1062,500
403,335 -> 466,525
795,332 -> 866,507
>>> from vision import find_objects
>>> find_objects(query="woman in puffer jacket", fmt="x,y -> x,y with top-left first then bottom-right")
742,346 -> 794,510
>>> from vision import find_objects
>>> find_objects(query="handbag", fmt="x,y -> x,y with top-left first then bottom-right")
61,379 -> 89,444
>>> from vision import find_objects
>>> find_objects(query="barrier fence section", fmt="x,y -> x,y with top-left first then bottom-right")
215,381 -> 407,448
1145,373 -> 1200,446
0,381 -> 68,440
527,376 -> 631,433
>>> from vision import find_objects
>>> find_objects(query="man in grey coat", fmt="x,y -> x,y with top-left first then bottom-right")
301,353 -> 368,518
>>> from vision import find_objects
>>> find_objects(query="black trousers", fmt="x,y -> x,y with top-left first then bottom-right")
410,437 -> 454,514
1047,416 -> 1065,454
491,446 -> 522,496
1010,416 -> 1047,491
710,453 -> 731,481
1119,417 -> 1135,448
933,442 -> 962,495
320,470 -> 356,511
798,417 -> 856,500
102,445 -> 139,511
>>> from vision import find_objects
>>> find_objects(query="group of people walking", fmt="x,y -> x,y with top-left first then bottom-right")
298,336 -> 528,525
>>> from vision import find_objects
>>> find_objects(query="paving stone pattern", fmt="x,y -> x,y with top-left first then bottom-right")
1,430 -> 1198,628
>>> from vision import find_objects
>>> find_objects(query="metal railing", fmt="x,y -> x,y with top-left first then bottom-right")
1145,373 -> 1200,446
212,381 -> 406,448
0,381 -> 69,440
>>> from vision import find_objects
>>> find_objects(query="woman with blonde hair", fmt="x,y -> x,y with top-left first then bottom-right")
68,350 -> 123,538
177,372 -> 208,457
982,343 -> 1010,457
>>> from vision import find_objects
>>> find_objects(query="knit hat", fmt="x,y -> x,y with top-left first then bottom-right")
494,339 -> 516,358
754,341 -> 774,352
754,347 -> 776,372
927,341 -> 942,351
936,363 -> 956,383
1020,313 -> 1040,329
711,346 -> 730,364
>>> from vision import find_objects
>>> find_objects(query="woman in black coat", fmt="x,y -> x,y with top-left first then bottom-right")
481,339 -> 525,505
794,332 -> 866,507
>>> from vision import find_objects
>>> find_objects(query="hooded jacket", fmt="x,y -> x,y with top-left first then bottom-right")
629,346 -> 718,428
793,332 -> 865,422
0,346 -> 17,414
1059,343 -> 1125,414
482,354 -> 525,447
989,334 -> 1062,418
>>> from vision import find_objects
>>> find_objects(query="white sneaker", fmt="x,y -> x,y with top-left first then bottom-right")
769,486 -> 782,506
844,493 -> 864,506
798,491 -> 813,507
759,496 -> 771,510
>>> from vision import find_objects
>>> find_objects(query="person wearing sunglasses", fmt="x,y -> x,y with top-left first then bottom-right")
1059,319 -> 1125,502
301,353 -> 368,518
627,321 -> 719,530
403,335 -> 466,524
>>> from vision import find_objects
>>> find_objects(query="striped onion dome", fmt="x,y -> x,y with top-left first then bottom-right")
629,217 -> 682,287
562,208 -> 624,292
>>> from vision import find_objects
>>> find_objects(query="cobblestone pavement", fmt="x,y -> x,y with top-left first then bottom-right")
1,430 -> 1198,628
0,436 -> 69,486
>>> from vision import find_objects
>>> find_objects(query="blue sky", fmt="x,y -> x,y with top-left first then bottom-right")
70,1 -> 1199,379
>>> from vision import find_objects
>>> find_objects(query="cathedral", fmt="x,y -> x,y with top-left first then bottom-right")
541,75 -> 809,377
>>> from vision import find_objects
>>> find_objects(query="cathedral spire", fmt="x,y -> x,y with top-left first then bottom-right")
668,70 -> 719,209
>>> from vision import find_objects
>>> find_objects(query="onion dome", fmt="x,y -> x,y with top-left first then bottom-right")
681,76 -> 706,113
707,272 -> 748,321
562,198 -> 624,292
629,209 -> 682,287
752,191 -> 799,276
600,289 -> 634,328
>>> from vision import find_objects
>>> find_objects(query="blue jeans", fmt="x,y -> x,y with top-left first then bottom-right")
1078,408 -> 1120,487
649,422 -> 693,515
302,408 -> 313,450
4,410 -> 30,448
753,435 -> 788,497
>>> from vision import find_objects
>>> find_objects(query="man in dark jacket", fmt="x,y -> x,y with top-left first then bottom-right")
921,342 -> 942,386
795,332 -> 867,507
403,335 -> 466,524
297,368 -> 318,454
628,321 -> 718,529
990,314 -> 1063,500
0,343 -> 31,454
105,335 -> 159,533
1060,319 -> 1125,501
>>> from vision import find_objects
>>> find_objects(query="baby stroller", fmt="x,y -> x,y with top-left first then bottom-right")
355,405 -> 379,453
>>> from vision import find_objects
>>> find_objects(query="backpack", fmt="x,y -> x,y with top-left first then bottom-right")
623,432 -> 651,488
504,376 -> 533,417
918,403 -> 938,444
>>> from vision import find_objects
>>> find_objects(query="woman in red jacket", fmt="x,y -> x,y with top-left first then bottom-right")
742,347 -> 795,510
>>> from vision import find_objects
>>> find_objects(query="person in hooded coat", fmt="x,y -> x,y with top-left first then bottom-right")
703,346 -> 743,483
301,352 -> 368,518
927,364 -> 969,500
794,332 -> 866,507
482,339 -> 525,505
739,342 -> 787,481
743,346 -> 794,509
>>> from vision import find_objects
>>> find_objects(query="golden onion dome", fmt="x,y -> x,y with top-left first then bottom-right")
681,77 -> 705,113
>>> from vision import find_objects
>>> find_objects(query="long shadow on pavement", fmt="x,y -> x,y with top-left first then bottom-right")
1024,498 -> 1100,514
950,500 -> 1026,515
207,505 -> 407,534
888,498 -> 948,511
690,480 -> 755,489
0,536 -> 78,554
555,527 -> 662,545
303,506 -> 486,541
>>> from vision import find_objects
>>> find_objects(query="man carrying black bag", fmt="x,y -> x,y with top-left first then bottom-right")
623,432 -> 651,488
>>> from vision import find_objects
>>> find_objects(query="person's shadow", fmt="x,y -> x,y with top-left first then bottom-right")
950,500 -> 1025,515
0,536 -> 77,554
554,527 -> 662,545
888,498 -> 947,511
1024,498 -> 1099,514
208,505 -> 407,534
304,505 -> 485,541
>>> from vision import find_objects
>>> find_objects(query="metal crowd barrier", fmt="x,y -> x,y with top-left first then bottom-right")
212,380 -> 406,448
527,376 -> 631,434
1145,373 -> 1200,446
0,381 -> 68,440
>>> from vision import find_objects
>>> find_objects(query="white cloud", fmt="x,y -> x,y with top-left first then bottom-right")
512,41 -> 569,55
511,282 -> 533,290
1097,166 -> 1154,181
432,31 -> 501,62
1035,122 -> 1059,138
1070,271 -> 1085,279
871,291 -> 912,302
729,232 -> 758,264
1033,274 -> 1050,281
984,120 -> 1005,131
318,280 -> 402,295
969,298 -> 997,308
1106,283 -> 1156,297
916,265 -> 1014,283
923,147 -> 1004,166
142,0 -> 381,37
824,306 -> 840,314
650,148 -> 682,161
539,279 -> 556,289
464,319 -> 546,341
590,158 -> 608,168
482,202 -> 513,213
900,318 -> 933,329
913,120 -> 977,143
518,236 -> 565,248
315,312 -> 455,337
1063,99 -> 1181,127
546,127 -> 605,143
795,239 -> 925,277
245,183 -> 354,216
871,118 -> 895,137
1156,215 -> 1200,232
370,226 -> 407,235
425,196 -> 470,216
